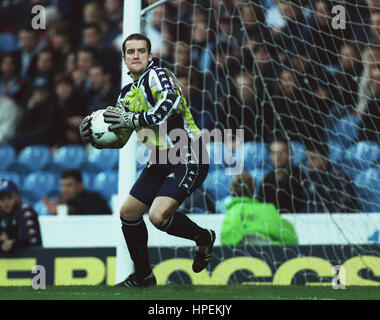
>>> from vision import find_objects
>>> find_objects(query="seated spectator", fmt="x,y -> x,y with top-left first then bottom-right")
257,139 -> 308,214
0,179 -> 42,254
0,94 -> 22,145
14,25 -> 45,79
307,0 -> 343,66
223,71 -> 274,142
72,47 -> 98,98
304,143 -> 359,213
9,79 -> 59,151
330,42 -> 363,118
81,23 -> 121,78
87,64 -> 119,114
358,65 -> 380,143
272,67 -> 327,145
47,20 -> 75,72
54,74 -> 87,146
43,169 -> 112,215
28,48 -> 58,85
0,52 -> 27,106
220,172 -> 298,246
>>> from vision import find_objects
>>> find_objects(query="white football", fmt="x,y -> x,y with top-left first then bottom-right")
90,109 -> 120,146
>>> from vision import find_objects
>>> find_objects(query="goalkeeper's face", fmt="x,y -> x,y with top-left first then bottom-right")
123,39 -> 153,80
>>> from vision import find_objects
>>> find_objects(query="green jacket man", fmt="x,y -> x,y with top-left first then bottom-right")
221,173 -> 298,246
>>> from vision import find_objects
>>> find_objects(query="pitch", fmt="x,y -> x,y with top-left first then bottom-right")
1,285 -> 379,300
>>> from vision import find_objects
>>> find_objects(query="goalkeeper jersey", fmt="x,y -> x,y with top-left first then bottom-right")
115,61 -> 202,151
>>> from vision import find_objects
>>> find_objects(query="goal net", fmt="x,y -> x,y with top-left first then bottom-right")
138,0 -> 380,285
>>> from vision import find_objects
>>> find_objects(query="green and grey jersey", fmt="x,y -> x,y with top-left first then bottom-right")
115,61 -> 201,150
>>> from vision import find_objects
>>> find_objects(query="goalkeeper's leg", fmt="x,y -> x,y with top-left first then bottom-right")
117,194 -> 155,287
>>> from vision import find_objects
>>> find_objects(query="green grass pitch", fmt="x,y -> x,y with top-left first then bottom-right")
0,285 -> 379,300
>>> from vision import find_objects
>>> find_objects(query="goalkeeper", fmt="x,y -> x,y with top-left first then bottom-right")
79,33 -> 215,287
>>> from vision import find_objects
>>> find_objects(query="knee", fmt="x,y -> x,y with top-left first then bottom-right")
120,203 -> 139,220
149,209 -> 172,230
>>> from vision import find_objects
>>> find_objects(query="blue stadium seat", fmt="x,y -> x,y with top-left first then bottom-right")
343,141 -> 380,178
22,171 -> 59,198
329,115 -> 361,148
290,141 -> 307,167
239,142 -> 270,171
19,190 -> 40,206
354,168 -> 380,212
203,169 -> 234,201
327,140 -> 344,164
93,170 -> 118,201
87,148 -> 119,171
53,145 -> 87,169
16,145 -> 52,172
0,145 -> 16,171
0,171 -> 22,186
33,200 -> 51,216
82,171 -> 96,191
6,162 -> 32,178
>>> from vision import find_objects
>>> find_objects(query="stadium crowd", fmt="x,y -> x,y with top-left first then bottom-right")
0,0 -> 379,215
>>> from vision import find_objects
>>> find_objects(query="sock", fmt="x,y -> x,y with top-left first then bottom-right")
161,212 -> 210,246
121,217 -> 152,279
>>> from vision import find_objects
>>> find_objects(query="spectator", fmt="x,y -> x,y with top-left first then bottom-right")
226,71 -> 274,142
0,52 -> 27,106
14,26 -> 45,79
47,20 -> 75,70
331,42 -> 363,118
0,179 -> 42,254
43,169 -> 112,215
220,172 -> 298,246
81,23 -> 121,78
307,0 -> 343,66
257,139 -> 308,214
104,0 -> 123,31
144,4 -> 169,56
54,74 -> 87,146
87,64 -> 119,114
358,65 -> 380,143
176,71 -> 214,131
29,48 -> 58,85
9,80 -> 59,151
191,21 -> 215,75
0,94 -> 23,145
304,143 -> 359,213
72,47 -> 98,98
274,0 -> 310,60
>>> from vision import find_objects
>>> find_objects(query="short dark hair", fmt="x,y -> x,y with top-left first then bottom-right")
122,33 -> 151,56
230,172 -> 255,198
60,169 -> 82,183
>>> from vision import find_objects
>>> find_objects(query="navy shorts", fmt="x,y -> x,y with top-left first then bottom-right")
130,138 -> 209,206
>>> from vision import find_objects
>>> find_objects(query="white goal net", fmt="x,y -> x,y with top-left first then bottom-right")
137,0 -> 380,285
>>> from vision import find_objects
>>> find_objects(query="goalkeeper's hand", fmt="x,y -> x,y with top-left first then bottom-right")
103,106 -> 139,130
79,115 -> 92,144
79,115 -> 104,149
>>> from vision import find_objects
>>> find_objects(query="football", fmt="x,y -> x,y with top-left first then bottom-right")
90,109 -> 120,147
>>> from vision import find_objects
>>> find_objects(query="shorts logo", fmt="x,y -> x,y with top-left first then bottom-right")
167,173 -> 175,179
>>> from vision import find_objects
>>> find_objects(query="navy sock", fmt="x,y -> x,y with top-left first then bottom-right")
161,212 -> 210,246
121,217 -> 151,279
